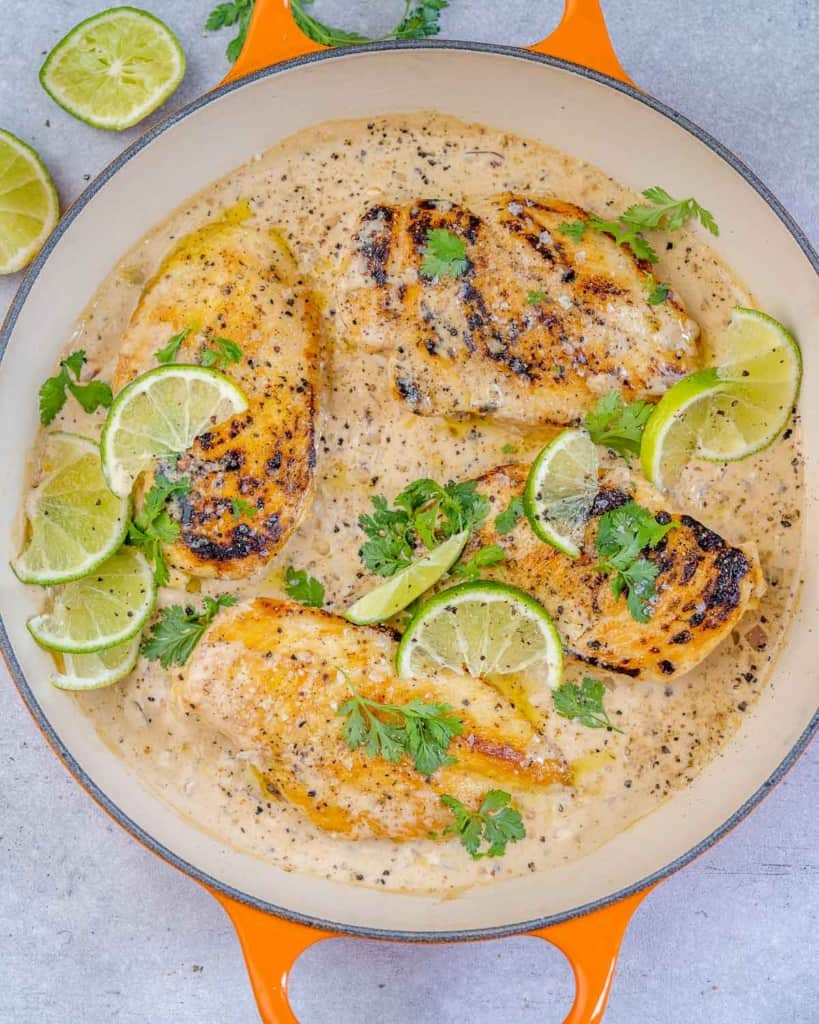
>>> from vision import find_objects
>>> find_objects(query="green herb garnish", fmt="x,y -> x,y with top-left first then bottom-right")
338,686 -> 463,776
595,500 -> 677,622
201,336 -> 242,370
553,676 -> 623,732
645,275 -> 670,305
142,594 -> 237,668
284,566 -> 325,608
359,478 -> 489,577
558,220 -> 588,243
155,327 -> 191,365
230,497 -> 257,520
440,790 -> 525,859
526,290 -> 546,305
421,228 -> 468,280
494,495 -> 524,535
452,544 -> 505,580
127,474 -> 190,587
205,0 -> 254,62
584,393 -> 654,460
38,350 -> 113,426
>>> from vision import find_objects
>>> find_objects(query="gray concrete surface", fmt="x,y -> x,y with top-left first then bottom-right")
0,1 -> 817,1021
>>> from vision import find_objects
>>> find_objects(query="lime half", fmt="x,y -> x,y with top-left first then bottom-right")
396,580 -> 563,687
40,7 -> 185,131
12,433 -> 130,586
27,546 -> 155,654
101,364 -> 248,497
345,531 -> 469,625
0,129 -> 59,275
641,308 -> 801,491
523,429 -> 599,558
50,635 -> 140,690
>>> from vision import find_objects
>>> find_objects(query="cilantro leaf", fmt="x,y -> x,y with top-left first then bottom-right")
440,790 -> 525,859
230,496 -> 257,520
452,544 -> 505,580
558,220 -> 588,242
38,350 -> 113,425
338,686 -> 463,775
526,290 -> 546,305
553,676 -> 623,732
284,566 -> 325,608
205,0 -> 254,62
633,187 -> 719,236
588,214 -> 659,264
595,501 -> 677,622
494,496 -> 524,535
155,328 -> 191,364
201,336 -> 242,370
127,474 -> 190,587
359,478 -> 489,577
645,275 -> 670,305
142,594 -> 237,668
583,393 -> 654,460
289,0 -> 448,50
421,229 -> 468,280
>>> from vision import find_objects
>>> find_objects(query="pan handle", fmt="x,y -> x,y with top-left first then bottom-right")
211,885 -> 652,1023
221,0 -> 634,87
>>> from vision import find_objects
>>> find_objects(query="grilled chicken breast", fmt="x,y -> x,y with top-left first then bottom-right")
337,193 -> 700,423
182,599 -> 570,840
473,464 -> 764,682
113,207 -> 320,579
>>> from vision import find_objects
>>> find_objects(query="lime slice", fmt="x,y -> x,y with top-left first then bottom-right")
396,580 -> 563,688
11,433 -> 130,586
50,635 -> 140,690
27,546 -> 155,653
641,308 -> 801,491
0,128 -> 59,275
345,531 -> 469,625
101,364 -> 248,497
39,7 -> 185,131
523,429 -> 599,558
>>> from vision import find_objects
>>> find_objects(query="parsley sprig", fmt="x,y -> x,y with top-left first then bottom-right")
553,677 -> 623,732
127,475 -> 190,587
38,350 -> 113,426
206,0 -> 448,63
495,496 -> 524,535
338,685 -> 463,776
284,566 -> 325,608
558,188 -> 718,263
155,328 -> 191,365
584,393 -> 654,461
230,497 -> 257,520
440,790 -> 525,859
452,544 -> 505,580
359,478 -> 489,577
201,336 -> 242,370
595,501 -> 676,622
421,228 -> 468,280
142,594 -> 237,668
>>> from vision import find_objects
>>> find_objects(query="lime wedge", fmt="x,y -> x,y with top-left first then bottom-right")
396,580 -> 563,688
39,7 -> 185,131
101,364 -> 248,497
641,308 -> 801,491
523,429 -> 599,558
27,546 -> 155,653
12,433 -> 130,586
0,128 -> 59,275
345,531 -> 469,625
50,635 -> 140,690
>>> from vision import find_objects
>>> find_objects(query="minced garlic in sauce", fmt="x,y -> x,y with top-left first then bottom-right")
31,113 -> 802,894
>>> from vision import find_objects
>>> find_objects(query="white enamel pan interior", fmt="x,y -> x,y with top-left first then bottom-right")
1,43 -> 817,939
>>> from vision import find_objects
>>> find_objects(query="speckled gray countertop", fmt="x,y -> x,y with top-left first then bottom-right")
0,2 -> 817,1022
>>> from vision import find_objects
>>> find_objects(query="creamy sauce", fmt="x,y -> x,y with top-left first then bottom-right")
28,113 -> 803,894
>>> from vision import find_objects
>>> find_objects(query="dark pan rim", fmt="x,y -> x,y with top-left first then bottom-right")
1,39 -> 817,944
